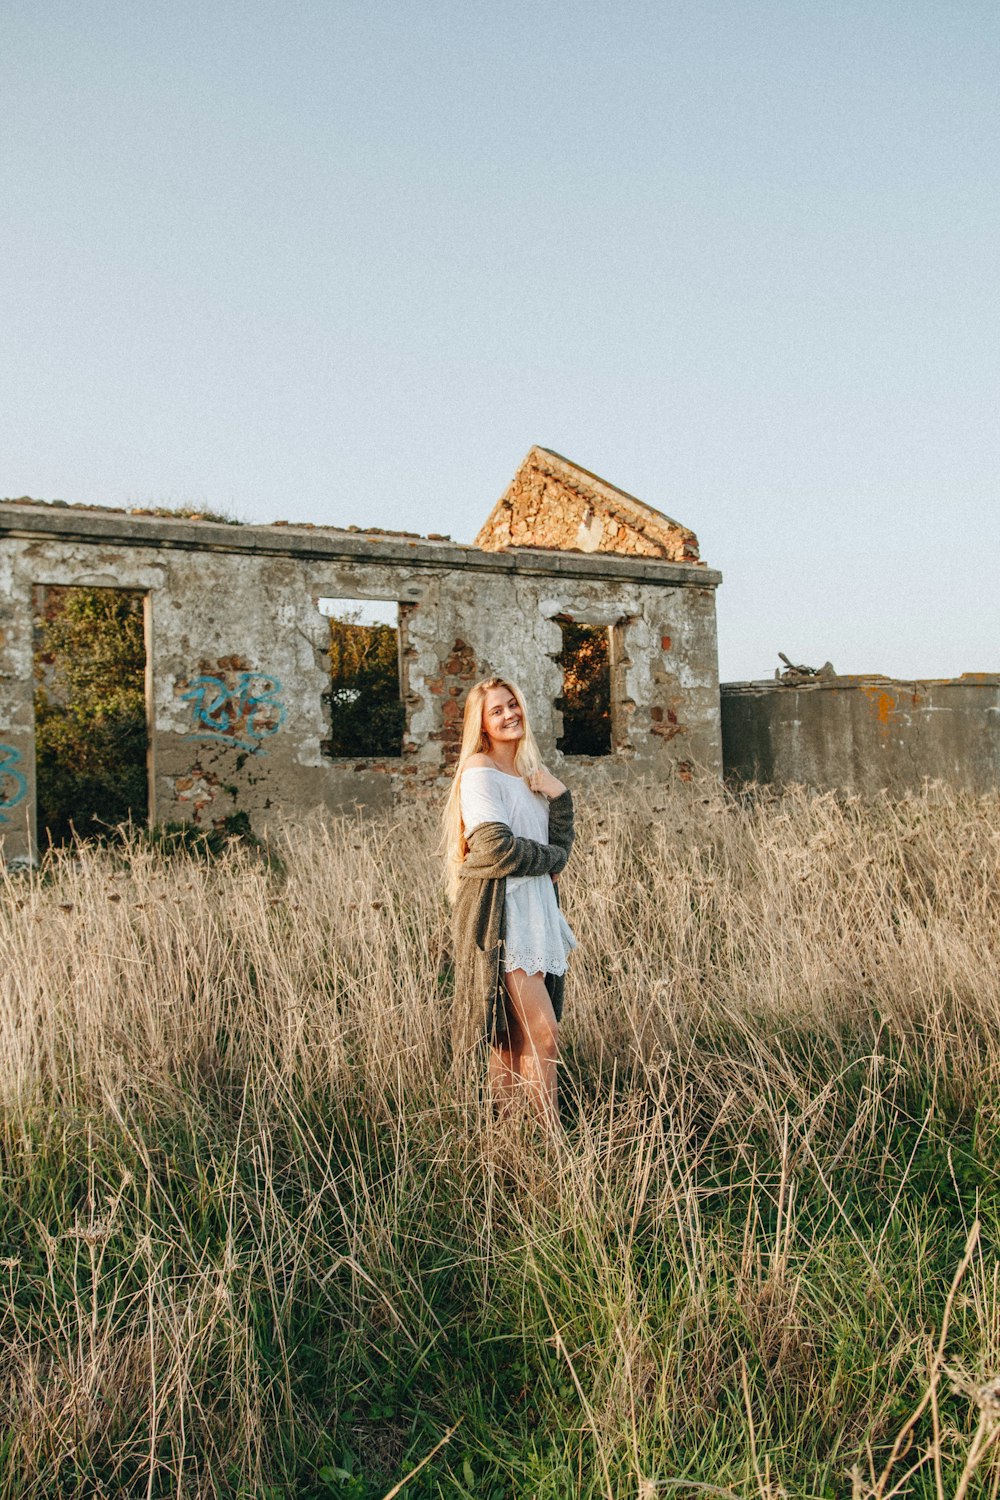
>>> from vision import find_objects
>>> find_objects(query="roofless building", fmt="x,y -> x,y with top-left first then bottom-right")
0,449 -> 722,859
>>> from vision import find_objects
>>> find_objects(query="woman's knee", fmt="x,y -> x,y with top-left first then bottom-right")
531,1015 -> 558,1060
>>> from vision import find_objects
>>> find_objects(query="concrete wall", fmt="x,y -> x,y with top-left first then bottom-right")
0,501 -> 722,860
722,675 -> 1000,795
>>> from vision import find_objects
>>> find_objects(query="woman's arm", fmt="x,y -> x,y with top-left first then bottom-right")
524,768 -> 573,862
546,789 -> 574,860
459,820 -> 569,881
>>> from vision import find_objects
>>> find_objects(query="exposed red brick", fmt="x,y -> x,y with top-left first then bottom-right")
432,636 -> 481,766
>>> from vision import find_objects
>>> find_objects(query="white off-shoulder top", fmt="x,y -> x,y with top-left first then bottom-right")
459,765 -> 577,978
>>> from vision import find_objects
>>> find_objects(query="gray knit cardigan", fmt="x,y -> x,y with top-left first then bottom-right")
450,789 -> 575,1059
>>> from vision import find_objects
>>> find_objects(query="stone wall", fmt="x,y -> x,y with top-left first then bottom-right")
0,499 -> 722,861
721,675 -> 1000,795
475,447 -> 701,563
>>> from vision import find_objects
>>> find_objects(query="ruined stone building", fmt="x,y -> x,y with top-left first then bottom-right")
0,447 -> 722,861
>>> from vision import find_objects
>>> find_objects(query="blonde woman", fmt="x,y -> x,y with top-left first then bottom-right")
443,677 -> 576,1126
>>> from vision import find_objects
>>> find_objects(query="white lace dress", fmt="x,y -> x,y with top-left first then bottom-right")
459,765 -> 578,977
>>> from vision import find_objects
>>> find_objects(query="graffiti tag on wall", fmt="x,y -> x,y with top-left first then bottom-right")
180,671 -> 286,754
0,744 -> 28,825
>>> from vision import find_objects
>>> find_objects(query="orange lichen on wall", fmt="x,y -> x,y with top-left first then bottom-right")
860,682 -> 898,732
475,447 -> 701,563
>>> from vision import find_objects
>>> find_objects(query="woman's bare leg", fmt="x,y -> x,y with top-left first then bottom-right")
487,1005 -> 523,1117
504,968 -> 559,1129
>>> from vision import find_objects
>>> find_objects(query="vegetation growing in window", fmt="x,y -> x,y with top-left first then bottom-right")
555,619 -> 612,756
324,613 -> 405,758
33,585 -> 149,845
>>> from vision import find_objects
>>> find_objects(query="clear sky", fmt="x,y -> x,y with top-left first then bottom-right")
3,1 -> 997,681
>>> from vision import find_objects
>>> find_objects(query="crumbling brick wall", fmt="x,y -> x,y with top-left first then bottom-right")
475,446 -> 701,563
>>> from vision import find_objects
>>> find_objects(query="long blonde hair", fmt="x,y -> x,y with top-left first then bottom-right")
441,676 -> 543,903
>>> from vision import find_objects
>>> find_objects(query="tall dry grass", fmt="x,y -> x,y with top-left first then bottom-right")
1,778 -> 999,1497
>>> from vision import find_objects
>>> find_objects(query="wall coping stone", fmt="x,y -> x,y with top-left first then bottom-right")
0,501 -> 722,589
722,674 -> 999,693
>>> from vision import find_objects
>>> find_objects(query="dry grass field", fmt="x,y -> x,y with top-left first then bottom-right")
1,779 -> 999,1498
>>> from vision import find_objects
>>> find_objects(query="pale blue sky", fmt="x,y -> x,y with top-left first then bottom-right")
3,1 -> 997,680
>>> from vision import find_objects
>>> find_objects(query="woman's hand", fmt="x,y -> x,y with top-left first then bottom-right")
528,767 -> 567,800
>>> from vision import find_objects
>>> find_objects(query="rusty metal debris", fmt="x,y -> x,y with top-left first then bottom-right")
775,652 -> 838,684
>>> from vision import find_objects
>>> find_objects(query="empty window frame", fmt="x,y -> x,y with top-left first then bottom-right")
555,616 -> 618,757
318,598 -> 406,758
32,583 -> 151,845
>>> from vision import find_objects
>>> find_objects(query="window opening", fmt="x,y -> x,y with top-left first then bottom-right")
318,598 -> 405,758
555,618 -> 613,756
32,584 -> 150,845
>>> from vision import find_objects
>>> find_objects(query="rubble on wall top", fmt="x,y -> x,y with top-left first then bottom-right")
0,496 -> 453,545
775,653 -> 838,684
728,655 -> 1000,689
2,496 -> 245,524
722,672 -> 1000,691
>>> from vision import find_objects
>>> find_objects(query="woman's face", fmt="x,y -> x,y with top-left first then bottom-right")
481,685 -> 523,749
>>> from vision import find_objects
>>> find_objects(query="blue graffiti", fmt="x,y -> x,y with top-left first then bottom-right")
0,743 -> 28,825
181,672 -> 287,753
